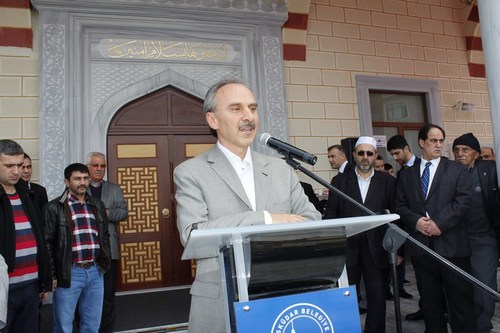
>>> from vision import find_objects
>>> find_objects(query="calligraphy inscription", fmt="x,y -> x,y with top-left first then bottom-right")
97,38 -> 233,61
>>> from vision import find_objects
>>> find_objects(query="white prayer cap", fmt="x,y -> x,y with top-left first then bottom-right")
355,136 -> 377,150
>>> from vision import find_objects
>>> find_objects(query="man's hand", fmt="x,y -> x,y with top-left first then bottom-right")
415,216 -> 441,236
415,216 -> 431,235
270,213 -> 308,224
39,292 -> 48,303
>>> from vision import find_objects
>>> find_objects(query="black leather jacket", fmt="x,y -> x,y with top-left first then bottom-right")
0,179 -> 51,292
43,190 -> 111,289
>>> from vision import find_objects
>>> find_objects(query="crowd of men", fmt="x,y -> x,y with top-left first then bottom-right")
0,140 -> 127,333
2,77 -> 499,333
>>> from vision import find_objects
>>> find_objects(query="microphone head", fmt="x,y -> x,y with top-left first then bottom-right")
259,133 -> 271,146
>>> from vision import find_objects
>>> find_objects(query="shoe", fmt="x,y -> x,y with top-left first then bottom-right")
405,309 -> 423,321
398,289 -> 413,299
359,307 -> 367,315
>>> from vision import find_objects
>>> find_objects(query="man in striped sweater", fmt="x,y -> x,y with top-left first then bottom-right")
0,139 -> 51,332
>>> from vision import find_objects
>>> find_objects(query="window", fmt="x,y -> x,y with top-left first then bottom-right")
356,75 -> 442,168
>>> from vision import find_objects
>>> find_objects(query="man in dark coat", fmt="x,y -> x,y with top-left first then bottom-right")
452,132 -> 499,332
0,139 -> 50,332
325,136 -> 396,333
395,124 -> 475,333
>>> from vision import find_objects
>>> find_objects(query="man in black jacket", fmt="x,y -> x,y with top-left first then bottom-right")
453,133 -> 499,333
396,124 -> 475,333
20,153 -> 48,217
0,139 -> 50,332
325,136 -> 396,333
43,163 -> 111,333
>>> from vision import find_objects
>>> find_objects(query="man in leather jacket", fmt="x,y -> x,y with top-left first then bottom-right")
0,139 -> 51,332
43,163 -> 111,333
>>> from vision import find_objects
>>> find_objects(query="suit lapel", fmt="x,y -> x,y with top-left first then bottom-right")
252,152 -> 271,211
207,146 -> 253,210
426,158 -> 445,200
409,163 -> 425,201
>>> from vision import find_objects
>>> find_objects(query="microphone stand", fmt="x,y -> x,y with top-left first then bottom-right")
283,154 -> 500,333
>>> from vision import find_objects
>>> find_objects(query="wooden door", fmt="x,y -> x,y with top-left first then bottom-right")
107,86 -> 215,291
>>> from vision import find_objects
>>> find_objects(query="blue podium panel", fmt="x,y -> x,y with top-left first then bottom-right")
234,286 -> 361,333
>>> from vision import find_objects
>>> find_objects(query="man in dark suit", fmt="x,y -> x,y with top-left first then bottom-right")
453,133 -> 499,332
327,144 -> 353,174
325,136 -> 396,333
21,153 -> 48,216
395,124 -> 475,333
386,135 -> 420,314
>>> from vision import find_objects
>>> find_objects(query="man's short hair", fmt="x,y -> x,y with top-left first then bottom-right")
23,153 -> 31,160
87,152 -> 106,164
418,123 -> 445,141
387,135 -> 410,151
327,144 -> 345,155
64,163 -> 89,180
203,78 -> 245,137
384,163 -> 394,171
0,139 -> 24,156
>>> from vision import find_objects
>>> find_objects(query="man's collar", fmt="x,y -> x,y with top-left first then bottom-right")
90,180 -> 104,187
217,141 -> 252,164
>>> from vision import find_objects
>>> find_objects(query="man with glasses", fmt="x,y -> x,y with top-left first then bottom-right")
325,136 -> 396,333
86,152 -> 128,333
453,133 -> 499,333
395,124 -> 475,333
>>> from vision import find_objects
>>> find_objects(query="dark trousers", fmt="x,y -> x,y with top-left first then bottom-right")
412,255 -> 475,333
347,237 -> 386,333
99,260 -> 118,333
4,282 -> 40,333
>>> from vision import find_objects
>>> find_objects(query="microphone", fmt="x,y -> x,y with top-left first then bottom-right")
259,133 -> 317,165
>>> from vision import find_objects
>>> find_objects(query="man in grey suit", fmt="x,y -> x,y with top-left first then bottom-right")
174,79 -> 321,333
86,152 -> 128,333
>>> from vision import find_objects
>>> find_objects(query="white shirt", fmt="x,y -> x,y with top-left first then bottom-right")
217,142 -> 256,210
339,160 -> 348,173
217,142 -> 272,223
406,154 -> 416,168
355,168 -> 375,203
420,156 -> 441,198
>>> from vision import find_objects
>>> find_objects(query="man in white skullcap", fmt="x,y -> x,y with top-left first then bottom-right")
325,136 -> 397,333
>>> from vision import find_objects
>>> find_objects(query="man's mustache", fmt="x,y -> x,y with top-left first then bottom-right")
238,121 -> 256,130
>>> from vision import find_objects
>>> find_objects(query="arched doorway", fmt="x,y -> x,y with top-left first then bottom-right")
107,86 -> 216,291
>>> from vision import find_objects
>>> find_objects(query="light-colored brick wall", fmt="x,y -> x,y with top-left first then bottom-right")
285,0 -> 490,190
0,10 -> 41,181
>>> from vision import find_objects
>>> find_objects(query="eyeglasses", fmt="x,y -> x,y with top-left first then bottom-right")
90,163 -> 106,168
356,150 -> 375,157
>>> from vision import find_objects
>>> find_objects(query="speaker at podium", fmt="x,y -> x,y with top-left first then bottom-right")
182,214 -> 399,333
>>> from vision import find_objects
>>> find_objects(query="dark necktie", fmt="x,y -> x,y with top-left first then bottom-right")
421,162 -> 432,197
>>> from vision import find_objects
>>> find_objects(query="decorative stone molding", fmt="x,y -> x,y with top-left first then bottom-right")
32,0 -> 288,198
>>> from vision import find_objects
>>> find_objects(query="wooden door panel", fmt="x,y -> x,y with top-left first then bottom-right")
106,86 -> 214,291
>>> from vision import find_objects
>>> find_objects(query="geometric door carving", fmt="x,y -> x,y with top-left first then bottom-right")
118,166 -> 162,284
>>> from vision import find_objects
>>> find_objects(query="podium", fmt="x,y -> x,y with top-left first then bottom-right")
182,214 -> 399,333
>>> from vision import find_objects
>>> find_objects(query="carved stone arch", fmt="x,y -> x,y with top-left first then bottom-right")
90,69 -> 211,155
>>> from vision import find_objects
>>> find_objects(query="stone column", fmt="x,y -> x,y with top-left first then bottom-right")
477,0 -> 500,177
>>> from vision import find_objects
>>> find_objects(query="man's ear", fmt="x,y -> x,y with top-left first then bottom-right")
206,112 -> 218,131
418,139 -> 424,149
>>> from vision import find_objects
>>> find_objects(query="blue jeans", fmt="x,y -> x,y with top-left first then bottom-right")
52,265 -> 104,333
